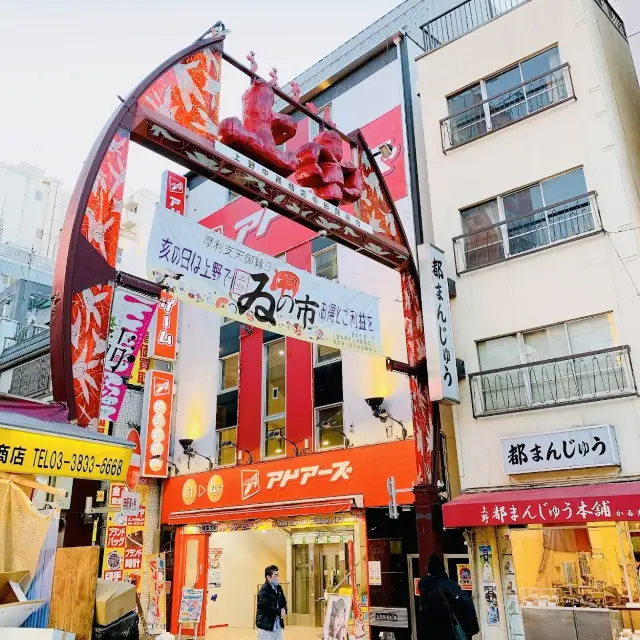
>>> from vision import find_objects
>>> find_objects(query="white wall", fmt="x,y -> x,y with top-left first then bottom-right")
206,529 -> 289,629
0,161 -> 70,260
612,0 -> 640,80
417,0 -> 640,492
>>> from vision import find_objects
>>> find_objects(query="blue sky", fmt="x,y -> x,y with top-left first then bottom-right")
0,0 -> 405,195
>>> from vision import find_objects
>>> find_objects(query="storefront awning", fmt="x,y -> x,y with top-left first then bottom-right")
443,481 -> 640,528
0,406 -> 135,482
168,497 -> 356,525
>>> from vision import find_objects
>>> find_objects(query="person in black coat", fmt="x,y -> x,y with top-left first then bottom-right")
256,565 -> 288,640
418,554 -> 479,640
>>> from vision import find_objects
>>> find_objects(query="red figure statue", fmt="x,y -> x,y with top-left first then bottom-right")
295,125 -> 363,205
219,78 -> 298,176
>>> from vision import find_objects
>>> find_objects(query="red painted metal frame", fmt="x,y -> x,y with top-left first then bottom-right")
50,32 -> 435,487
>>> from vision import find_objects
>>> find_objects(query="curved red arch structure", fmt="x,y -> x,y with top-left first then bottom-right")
50,29 -> 435,489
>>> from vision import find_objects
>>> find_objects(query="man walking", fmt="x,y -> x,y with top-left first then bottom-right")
257,565 -> 288,640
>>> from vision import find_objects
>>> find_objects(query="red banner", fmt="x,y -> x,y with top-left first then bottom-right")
162,170 -> 187,216
149,291 -> 179,362
140,370 -> 174,478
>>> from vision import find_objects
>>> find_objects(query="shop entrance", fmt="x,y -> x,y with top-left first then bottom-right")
292,542 -> 348,627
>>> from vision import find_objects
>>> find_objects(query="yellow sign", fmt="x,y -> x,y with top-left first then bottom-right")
0,426 -> 132,481
207,475 -> 224,503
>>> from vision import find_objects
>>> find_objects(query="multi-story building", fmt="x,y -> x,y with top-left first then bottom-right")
416,0 -> 640,638
0,160 -> 70,261
157,2 -> 469,638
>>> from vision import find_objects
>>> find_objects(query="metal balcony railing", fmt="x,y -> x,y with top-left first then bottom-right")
593,0 -> 627,38
440,63 -> 575,151
453,191 -> 602,274
420,0 -> 529,52
469,346 -> 637,417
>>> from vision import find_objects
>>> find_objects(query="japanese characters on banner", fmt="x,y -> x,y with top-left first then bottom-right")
129,332 -> 150,388
501,424 -> 619,475
99,288 -> 158,422
146,553 -> 167,635
161,170 -> 187,216
148,290 -> 179,361
140,370 -> 175,478
147,207 -> 383,357
102,477 -> 150,589
418,243 -> 459,404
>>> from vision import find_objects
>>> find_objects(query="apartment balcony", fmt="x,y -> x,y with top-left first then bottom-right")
452,191 -> 602,274
469,346 -> 637,417
440,63 -> 575,151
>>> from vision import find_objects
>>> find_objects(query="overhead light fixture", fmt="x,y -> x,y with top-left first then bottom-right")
220,440 -> 254,465
266,429 -> 300,456
179,438 -> 214,471
278,349 -> 284,356
365,397 -> 408,440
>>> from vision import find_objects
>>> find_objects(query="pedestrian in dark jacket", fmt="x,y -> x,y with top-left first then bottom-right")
418,554 -> 479,640
256,565 -> 288,640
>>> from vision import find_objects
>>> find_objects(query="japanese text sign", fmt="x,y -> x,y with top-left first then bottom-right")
147,207 -> 383,357
502,425 -> 620,475
148,291 -> 179,361
162,439 -> 417,523
179,588 -> 204,624
146,553 -> 167,635
121,491 -> 141,516
99,288 -> 158,422
140,370 -> 174,478
161,170 -> 187,216
129,333 -> 150,388
442,480 -> 640,528
418,244 -> 459,404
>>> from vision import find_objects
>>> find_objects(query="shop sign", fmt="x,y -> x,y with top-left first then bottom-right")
368,561 -> 382,586
99,288 -> 158,422
161,170 -> 187,216
501,424 -> 620,475
140,370 -> 174,478
418,244 -> 459,404
291,533 -> 353,545
147,207 -> 383,357
178,588 -> 204,624
102,477 -> 149,589
129,332 -> 150,388
369,608 -> 408,629
148,291 -> 179,362
276,514 -> 357,528
146,553 -> 167,635
121,491 -> 141,516
162,440 -> 417,522
0,424 -> 132,481
109,482 -> 124,507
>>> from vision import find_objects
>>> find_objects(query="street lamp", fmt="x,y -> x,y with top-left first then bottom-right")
365,397 -> 408,440
266,429 -> 300,456
178,438 -> 214,471
316,412 -> 351,449
219,440 -> 254,465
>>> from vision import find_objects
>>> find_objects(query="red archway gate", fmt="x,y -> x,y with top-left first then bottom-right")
51,27 -> 439,569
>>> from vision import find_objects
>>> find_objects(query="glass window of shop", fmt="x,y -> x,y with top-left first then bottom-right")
264,339 -> 286,459
509,523 -> 640,608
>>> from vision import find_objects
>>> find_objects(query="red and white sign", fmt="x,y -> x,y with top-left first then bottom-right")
149,290 -> 179,361
162,439 -> 417,523
125,429 -> 141,491
161,170 -> 187,216
442,480 -> 640,528
140,370 -> 174,478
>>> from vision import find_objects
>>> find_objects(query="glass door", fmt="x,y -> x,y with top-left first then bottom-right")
292,544 -> 314,627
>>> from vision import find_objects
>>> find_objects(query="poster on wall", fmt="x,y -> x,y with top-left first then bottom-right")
147,207 -> 383,357
348,540 -> 367,640
484,585 -> 500,626
101,477 -> 149,591
368,561 -> 382,586
456,564 -> 472,591
208,548 -> 223,588
324,595 -> 352,640
146,553 -> 167,635
479,545 -> 494,584
179,588 -> 205,624
99,288 -> 158,422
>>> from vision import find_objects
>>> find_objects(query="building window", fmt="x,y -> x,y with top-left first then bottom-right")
458,168 -> 595,271
316,404 -> 344,450
313,246 -> 338,281
216,426 -> 237,466
471,313 -> 636,415
446,47 -> 569,148
34,190 -> 43,202
316,343 -> 341,366
219,353 -> 239,392
264,339 -> 286,458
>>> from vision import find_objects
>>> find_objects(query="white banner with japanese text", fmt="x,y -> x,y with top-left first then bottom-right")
147,207 -> 383,356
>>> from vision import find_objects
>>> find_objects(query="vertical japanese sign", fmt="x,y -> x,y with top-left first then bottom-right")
418,243 -> 459,404
140,370 -> 174,478
147,208 -> 383,356
101,477 -> 149,590
148,291 -> 179,361
129,332 -> 150,388
146,553 -> 167,635
99,288 -> 158,422
161,170 -> 187,216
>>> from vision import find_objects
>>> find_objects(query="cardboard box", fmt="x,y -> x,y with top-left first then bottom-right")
0,571 -> 45,628
5,631 -> 76,640
94,579 -> 136,627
